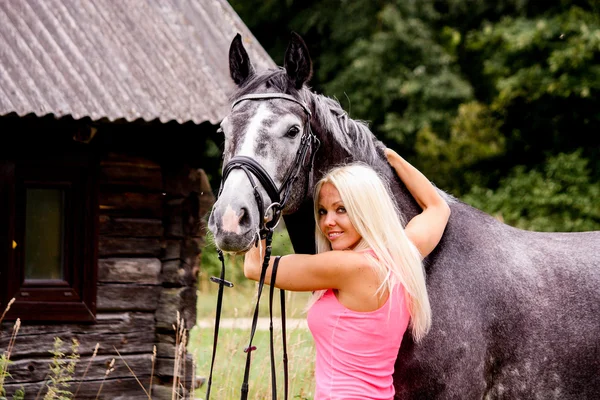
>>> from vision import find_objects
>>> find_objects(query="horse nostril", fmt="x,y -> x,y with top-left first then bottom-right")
239,207 -> 250,227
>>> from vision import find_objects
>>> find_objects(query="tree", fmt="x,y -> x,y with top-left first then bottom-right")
464,151 -> 600,232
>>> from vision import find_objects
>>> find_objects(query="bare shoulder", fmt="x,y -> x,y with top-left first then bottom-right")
320,250 -> 373,269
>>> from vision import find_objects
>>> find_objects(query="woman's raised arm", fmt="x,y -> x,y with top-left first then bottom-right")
385,148 -> 451,258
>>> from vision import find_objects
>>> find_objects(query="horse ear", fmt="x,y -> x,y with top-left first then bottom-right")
284,32 -> 313,89
229,33 -> 255,86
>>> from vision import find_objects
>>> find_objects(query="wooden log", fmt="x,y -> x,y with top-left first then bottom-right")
162,239 -> 182,261
97,284 -> 161,312
182,194 -> 201,237
160,260 -> 196,287
162,165 -> 214,199
155,342 -> 176,359
154,334 -> 200,360
100,153 -> 163,191
99,216 -> 163,237
99,191 -> 164,218
7,353 -> 152,383
98,258 -> 161,284
181,238 -> 203,274
156,354 -> 194,381
98,237 -> 162,257
1,312 -> 156,359
164,198 -> 184,238
155,288 -> 196,331
2,376 -> 157,400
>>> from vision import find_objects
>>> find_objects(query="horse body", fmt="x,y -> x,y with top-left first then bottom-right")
208,33 -> 600,399
394,208 -> 600,399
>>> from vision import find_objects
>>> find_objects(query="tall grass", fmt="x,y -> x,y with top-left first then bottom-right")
190,326 -> 315,399
196,244 -> 315,400
195,225 -> 316,398
193,273 -> 316,399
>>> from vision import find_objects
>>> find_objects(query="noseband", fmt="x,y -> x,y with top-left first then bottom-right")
218,93 -> 320,239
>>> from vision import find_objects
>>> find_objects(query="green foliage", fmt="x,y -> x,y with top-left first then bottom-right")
43,338 -> 79,400
320,1 -> 473,152
0,354 -> 10,398
462,4 -> 600,173
415,101 -> 505,194
0,351 -> 23,400
464,151 -> 600,232
11,388 -> 24,400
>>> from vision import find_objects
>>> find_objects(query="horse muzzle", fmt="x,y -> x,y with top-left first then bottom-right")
208,197 -> 258,252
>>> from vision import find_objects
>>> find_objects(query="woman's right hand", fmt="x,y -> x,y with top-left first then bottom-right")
384,147 -> 451,258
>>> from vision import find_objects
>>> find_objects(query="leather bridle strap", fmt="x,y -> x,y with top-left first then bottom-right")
232,93 -> 312,118
268,256 -> 287,399
221,155 -> 281,205
205,249 -> 233,400
220,156 -> 281,235
280,284 -> 288,400
240,232 -> 275,399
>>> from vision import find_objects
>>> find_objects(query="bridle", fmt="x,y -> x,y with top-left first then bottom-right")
218,93 -> 320,240
206,93 -> 320,400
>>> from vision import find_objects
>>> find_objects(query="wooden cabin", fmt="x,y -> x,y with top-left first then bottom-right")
0,1 -> 274,398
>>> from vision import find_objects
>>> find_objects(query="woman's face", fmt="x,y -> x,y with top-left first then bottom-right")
317,182 -> 362,250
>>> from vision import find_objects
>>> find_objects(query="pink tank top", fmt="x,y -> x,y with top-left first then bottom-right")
307,281 -> 409,399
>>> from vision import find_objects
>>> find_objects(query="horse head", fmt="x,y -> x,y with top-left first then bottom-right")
208,33 -> 319,252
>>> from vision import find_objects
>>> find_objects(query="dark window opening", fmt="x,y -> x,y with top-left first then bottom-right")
0,156 -> 98,322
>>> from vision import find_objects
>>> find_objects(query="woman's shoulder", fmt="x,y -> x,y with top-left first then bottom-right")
320,249 -> 373,270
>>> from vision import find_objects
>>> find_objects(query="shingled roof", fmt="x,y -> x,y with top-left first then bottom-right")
0,0 -> 275,124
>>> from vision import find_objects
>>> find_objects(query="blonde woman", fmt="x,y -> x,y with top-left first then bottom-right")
244,148 -> 450,399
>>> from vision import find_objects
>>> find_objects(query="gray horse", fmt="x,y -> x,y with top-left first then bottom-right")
208,33 -> 600,399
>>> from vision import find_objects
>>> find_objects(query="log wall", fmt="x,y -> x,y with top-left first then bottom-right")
1,149 -> 215,399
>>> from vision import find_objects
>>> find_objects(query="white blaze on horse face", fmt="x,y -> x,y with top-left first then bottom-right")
238,103 -> 272,157
238,102 -> 304,185
221,204 -> 242,234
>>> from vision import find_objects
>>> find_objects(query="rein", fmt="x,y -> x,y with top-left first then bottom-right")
206,93 -> 319,399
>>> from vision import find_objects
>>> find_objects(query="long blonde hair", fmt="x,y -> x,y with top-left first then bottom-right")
310,163 -> 432,342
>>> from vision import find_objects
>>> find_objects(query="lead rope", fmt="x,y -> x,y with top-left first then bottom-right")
268,257 -> 279,398
268,256 -> 287,399
281,284 -> 289,400
240,229 -> 275,399
205,249 -> 234,400
205,243 -> 289,400
269,257 -> 288,400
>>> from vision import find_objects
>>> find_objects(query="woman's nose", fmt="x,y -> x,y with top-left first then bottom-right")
324,213 -> 336,226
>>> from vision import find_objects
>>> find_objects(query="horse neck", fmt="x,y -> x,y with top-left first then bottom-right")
305,92 -> 422,222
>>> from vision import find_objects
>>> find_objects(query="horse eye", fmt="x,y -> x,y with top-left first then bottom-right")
286,126 -> 300,138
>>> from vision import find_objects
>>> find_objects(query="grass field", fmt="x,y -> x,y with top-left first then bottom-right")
191,276 -> 316,399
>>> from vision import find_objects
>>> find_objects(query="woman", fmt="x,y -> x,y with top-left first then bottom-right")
244,148 -> 450,399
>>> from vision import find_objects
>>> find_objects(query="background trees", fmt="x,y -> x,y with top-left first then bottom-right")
225,0 -> 600,232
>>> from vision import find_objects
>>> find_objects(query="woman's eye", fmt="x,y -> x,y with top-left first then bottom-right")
286,126 -> 300,138
318,209 -> 326,216
337,207 -> 346,213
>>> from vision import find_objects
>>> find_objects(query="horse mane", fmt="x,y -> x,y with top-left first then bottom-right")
231,68 -> 382,164
302,91 -> 382,164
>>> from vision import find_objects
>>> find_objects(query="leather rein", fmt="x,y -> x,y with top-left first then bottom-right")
206,93 -> 320,400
